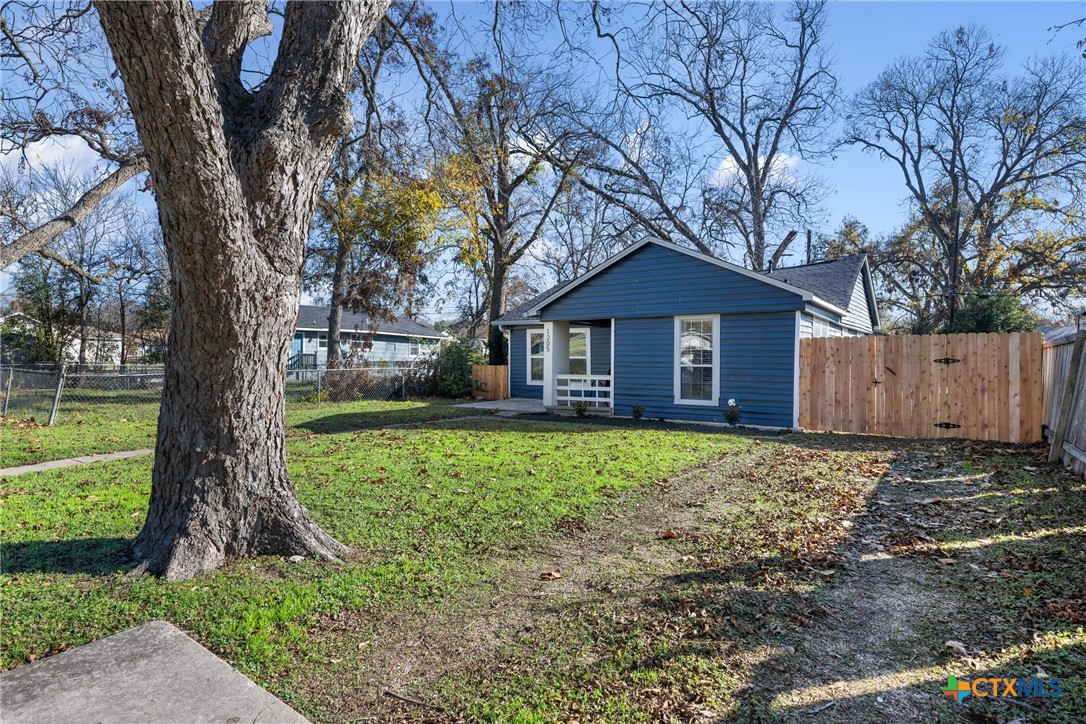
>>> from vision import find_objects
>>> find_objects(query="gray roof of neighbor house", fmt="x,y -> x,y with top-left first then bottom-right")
493,242 -> 872,326
1041,324 -> 1082,347
765,255 -> 869,310
294,305 -> 447,339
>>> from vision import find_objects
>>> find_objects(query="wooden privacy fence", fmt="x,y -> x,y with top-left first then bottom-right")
1043,330 -> 1086,475
799,333 -> 1044,443
471,365 -> 508,401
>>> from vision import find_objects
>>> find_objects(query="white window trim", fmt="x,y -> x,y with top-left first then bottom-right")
673,315 -> 720,406
527,329 -> 545,386
569,327 -> 591,376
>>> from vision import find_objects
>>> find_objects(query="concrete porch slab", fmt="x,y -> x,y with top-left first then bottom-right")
0,620 -> 308,724
455,398 -> 546,415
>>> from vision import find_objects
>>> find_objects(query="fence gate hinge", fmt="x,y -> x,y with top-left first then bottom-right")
934,422 -> 962,429
934,357 -> 961,365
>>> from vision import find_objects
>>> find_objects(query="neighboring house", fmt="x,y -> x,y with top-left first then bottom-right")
291,305 -> 448,368
64,329 -> 123,365
0,312 -> 123,365
494,238 -> 881,429
1041,324 -> 1080,347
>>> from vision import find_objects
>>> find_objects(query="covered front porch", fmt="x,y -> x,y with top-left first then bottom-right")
536,319 -> 613,413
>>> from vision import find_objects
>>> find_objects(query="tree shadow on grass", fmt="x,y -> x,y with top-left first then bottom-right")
2,537 -> 135,575
290,403 -> 483,435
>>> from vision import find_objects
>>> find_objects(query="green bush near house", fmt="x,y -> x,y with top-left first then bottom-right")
436,337 -> 485,398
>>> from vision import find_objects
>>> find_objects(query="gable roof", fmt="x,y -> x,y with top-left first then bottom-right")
493,237 -> 851,325
766,255 -> 868,310
295,305 -> 447,339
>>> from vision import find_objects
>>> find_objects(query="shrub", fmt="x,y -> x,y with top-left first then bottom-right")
574,401 -> 589,418
723,400 -> 742,427
631,404 -> 645,421
945,289 -> 1039,334
436,338 -> 485,398
323,366 -> 389,402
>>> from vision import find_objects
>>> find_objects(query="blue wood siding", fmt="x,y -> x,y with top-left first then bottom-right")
613,313 -> 796,428
840,276 -> 874,334
508,326 -> 543,399
540,243 -> 805,320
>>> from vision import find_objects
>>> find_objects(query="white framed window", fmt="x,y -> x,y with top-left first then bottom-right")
673,315 -> 719,406
527,330 -> 545,385
812,318 -> 830,337
318,334 -> 328,349
568,328 -> 591,375
410,339 -> 421,356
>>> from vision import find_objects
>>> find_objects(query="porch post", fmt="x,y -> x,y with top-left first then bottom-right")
543,321 -> 570,407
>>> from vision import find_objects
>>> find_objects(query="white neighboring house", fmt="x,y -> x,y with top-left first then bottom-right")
0,312 -> 123,365
64,329 -> 123,365
290,305 -> 449,368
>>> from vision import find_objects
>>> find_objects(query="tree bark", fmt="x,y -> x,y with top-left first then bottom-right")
487,252 -> 507,365
326,233 -> 351,367
94,0 -> 388,580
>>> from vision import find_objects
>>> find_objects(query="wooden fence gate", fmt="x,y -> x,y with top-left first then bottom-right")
798,333 -> 1044,443
471,365 -> 508,401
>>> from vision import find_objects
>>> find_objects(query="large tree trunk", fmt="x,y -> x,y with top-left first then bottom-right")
326,234 -> 351,367
487,252 -> 507,365
95,0 -> 388,580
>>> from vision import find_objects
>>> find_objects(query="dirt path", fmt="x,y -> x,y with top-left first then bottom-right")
289,444 -> 770,721
768,448 -> 967,721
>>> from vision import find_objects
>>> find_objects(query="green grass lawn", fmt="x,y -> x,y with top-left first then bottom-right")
0,399 -> 483,467
0,419 -> 751,709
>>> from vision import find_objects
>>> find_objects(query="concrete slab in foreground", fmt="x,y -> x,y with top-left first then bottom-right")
0,620 -> 308,724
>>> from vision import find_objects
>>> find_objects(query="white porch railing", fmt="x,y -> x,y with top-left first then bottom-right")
554,374 -> 612,409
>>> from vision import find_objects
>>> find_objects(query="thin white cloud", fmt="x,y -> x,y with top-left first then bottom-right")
0,136 -> 103,176
710,153 -> 801,188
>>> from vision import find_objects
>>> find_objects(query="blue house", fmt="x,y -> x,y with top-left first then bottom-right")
494,238 -> 880,429
290,305 -> 448,368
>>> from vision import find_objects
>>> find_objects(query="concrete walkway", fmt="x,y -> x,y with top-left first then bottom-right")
456,398 -> 546,415
0,620 -> 308,723
0,448 -> 153,477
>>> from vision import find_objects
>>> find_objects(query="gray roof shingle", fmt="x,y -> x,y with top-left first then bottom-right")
766,255 -> 867,309
295,305 -> 447,339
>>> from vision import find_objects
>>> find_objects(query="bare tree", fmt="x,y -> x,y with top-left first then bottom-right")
309,1 -> 438,366
0,0 -> 147,269
562,0 -> 837,269
397,2 -> 584,363
91,0 -> 388,580
847,25 -> 1086,325
532,182 -> 626,283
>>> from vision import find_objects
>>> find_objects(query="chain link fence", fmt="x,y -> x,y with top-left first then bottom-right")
0,362 -> 438,425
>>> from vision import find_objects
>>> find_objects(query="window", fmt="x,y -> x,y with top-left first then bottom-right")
812,318 -> 830,337
318,334 -> 328,349
674,316 -> 719,405
569,329 -> 590,375
528,330 -> 545,384
410,339 -> 421,356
